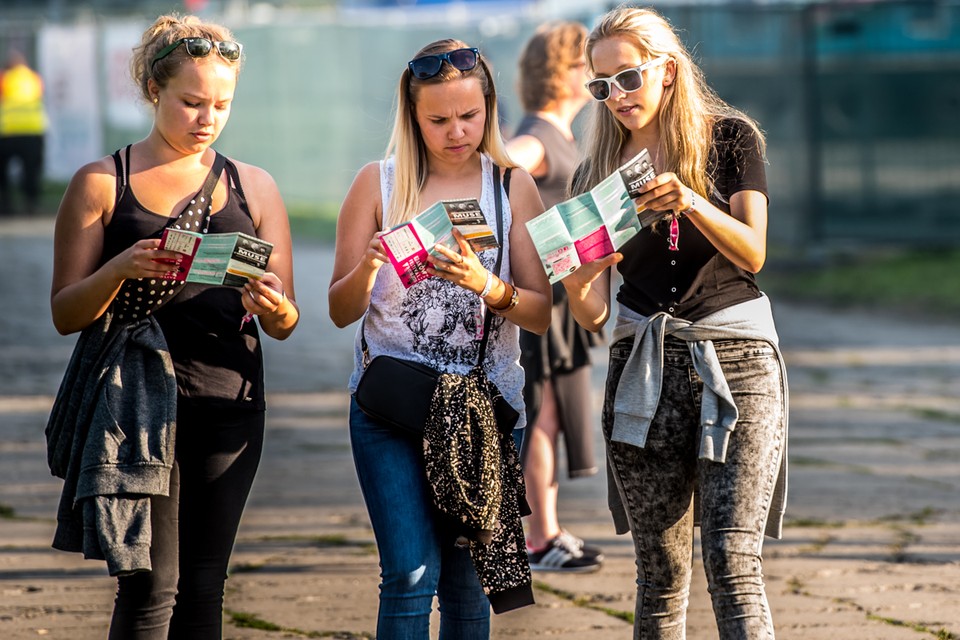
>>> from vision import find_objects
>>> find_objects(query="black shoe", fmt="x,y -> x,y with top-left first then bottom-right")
527,533 -> 603,573
557,529 -> 604,563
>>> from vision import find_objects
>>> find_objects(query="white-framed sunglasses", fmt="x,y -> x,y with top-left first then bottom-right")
585,55 -> 669,101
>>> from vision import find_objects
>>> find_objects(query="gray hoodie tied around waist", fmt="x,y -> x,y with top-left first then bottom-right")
608,295 -> 789,539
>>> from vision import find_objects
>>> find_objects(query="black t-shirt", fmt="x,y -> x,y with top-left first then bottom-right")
615,117 -> 768,322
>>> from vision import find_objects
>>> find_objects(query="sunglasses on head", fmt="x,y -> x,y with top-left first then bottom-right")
585,55 -> 669,101
151,37 -> 243,66
408,47 -> 480,80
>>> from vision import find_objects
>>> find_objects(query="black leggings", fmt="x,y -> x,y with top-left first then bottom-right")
109,405 -> 265,640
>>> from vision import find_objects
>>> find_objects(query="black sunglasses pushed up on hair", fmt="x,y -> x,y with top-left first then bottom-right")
151,37 -> 243,66
408,47 -> 480,80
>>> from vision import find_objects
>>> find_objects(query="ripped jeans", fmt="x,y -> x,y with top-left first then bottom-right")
603,336 -> 784,639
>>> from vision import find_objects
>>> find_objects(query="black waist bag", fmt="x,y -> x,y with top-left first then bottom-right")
354,355 -> 440,435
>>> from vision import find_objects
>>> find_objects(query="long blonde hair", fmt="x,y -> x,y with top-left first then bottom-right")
572,6 -> 765,201
384,39 -> 515,228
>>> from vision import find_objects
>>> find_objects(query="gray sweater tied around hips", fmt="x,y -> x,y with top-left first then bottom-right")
607,295 -> 789,539
46,310 -> 177,575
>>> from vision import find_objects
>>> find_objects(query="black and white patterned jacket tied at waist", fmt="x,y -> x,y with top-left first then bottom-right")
423,367 -> 534,614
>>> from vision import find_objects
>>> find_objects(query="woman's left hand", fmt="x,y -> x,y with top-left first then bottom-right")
428,229 -> 487,294
242,272 -> 285,317
632,171 -> 694,216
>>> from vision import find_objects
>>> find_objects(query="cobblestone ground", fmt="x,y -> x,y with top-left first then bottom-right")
1,216 -> 958,639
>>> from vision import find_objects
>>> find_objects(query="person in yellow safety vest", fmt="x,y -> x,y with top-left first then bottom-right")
0,48 -> 48,215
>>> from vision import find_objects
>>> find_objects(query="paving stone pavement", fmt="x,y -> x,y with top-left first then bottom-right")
1,216 -> 958,639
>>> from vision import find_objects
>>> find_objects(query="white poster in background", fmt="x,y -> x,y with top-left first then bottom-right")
38,24 -> 102,181
103,22 -> 150,130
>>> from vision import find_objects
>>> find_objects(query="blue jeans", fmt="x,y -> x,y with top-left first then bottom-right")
349,397 -> 490,640
604,337 -> 784,640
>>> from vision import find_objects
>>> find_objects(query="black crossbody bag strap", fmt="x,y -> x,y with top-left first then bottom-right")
474,164 -> 509,366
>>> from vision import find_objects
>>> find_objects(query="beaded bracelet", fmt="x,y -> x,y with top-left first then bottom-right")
478,270 -> 494,299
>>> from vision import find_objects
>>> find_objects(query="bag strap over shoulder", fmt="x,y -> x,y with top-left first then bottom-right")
474,164 -> 507,366
110,151 -> 228,321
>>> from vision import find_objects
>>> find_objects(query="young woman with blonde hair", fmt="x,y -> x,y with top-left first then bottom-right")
564,6 -> 789,638
329,38 -> 551,638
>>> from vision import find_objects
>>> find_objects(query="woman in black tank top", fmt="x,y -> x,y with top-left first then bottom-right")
49,14 -> 299,639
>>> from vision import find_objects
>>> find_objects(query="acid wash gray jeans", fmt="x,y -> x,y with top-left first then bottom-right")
603,335 -> 784,639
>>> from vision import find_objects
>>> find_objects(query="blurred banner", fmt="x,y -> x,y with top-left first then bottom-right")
103,21 -> 150,131
38,23 -> 101,181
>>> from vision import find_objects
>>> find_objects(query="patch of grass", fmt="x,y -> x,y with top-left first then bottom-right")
0,504 -> 16,519
228,610 -> 283,631
246,534 -> 378,556
798,533 -> 836,555
832,598 -> 959,639
225,608 -> 373,638
874,507 -> 942,526
785,517 -> 845,529
533,579 -> 634,624
760,248 -> 960,319
909,407 -> 960,425
785,576 -> 810,596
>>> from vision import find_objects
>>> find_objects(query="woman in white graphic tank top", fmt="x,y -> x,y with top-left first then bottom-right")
328,39 -> 550,638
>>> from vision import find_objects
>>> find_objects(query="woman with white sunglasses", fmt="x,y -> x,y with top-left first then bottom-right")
563,6 -> 789,638
49,14 -> 298,639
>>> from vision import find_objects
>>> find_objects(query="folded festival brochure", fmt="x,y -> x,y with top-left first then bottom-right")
380,198 -> 497,289
525,148 -> 662,283
159,229 -> 273,287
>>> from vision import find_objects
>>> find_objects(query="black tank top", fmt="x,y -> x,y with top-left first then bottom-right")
101,146 -> 265,410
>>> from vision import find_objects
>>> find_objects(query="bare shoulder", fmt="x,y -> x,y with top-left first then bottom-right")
61,155 -> 120,217
226,158 -> 280,194
504,134 -> 546,172
353,160 -> 382,191
342,160 -> 383,209
505,166 -> 545,223
506,165 -> 538,191
72,155 -> 119,188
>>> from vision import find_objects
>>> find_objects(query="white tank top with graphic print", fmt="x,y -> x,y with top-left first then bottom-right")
347,153 -> 525,430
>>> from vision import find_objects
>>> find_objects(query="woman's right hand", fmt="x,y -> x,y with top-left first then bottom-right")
363,231 -> 390,272
561,252 -> 622,301
560,252 -> 622,332
111,238 -> 183,281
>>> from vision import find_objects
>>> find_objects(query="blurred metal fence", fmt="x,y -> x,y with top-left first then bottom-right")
1,0 -> 957,248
